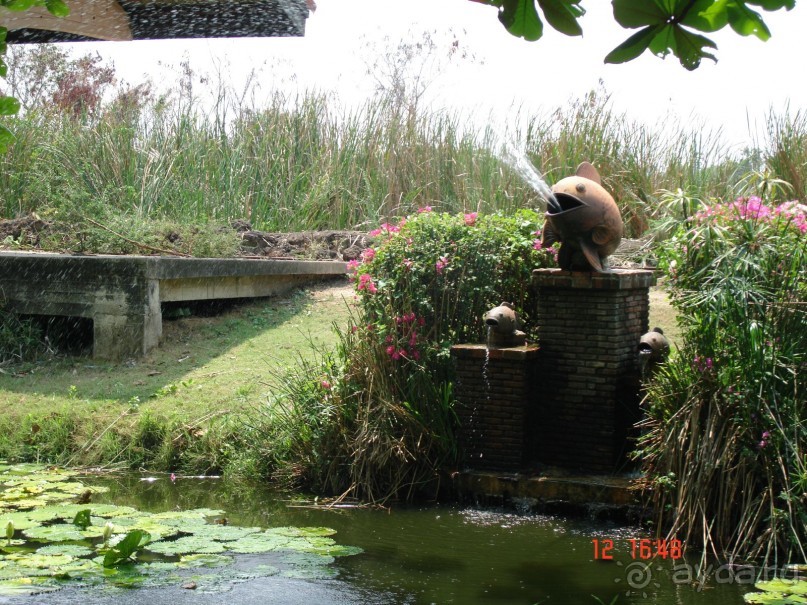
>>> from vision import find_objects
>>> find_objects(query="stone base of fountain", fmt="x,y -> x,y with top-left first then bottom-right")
451,268 -> 656,476
451,344 -> 539,471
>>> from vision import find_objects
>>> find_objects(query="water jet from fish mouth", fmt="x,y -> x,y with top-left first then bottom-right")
499,141 -> 560,213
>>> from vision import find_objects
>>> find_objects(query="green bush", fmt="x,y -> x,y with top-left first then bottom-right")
640,197 -> 806,565
248,210 -> 556,502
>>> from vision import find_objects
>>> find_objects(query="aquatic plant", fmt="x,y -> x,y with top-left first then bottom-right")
744,578 -> 807,603
0,462 -> 361,596
252,210 -> 555,502
639,196 -> 806,566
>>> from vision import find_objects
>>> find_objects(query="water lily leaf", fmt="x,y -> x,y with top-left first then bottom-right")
744,592 -> 807,604
177,553 -> 234,568
23,524 -> 86,542
36,543 -> 94,557
187,524 -> 261,542
0,577 -> 61,596
0,513 -> 39,531
225,532 -> 292,554
280,551 -> 335,567
102,529 -> 151,567
6,552 -> 74,569
73,509 -> 91,529
270,526 -> 337,538
280,566 -> 338,580
146,536 -> 226,556
150,509 -> 221,526
755,579 -> 807,595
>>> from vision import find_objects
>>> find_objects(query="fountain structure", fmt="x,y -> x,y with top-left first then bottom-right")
450,163 -> 657,509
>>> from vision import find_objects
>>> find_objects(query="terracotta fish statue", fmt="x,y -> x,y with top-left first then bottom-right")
483,302 -> 527,347
541,162 -> 623,272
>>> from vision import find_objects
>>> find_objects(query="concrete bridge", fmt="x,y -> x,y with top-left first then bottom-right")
0,252 -> 346,361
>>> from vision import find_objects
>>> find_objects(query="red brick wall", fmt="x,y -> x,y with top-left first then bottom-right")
451,269 -> 655,474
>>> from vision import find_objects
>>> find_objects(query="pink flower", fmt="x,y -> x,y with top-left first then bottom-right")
418,206 -> 432,213
705,358 -> 713,369
533,240 -> 543,250
758,440 -> 767,449
347,259 -> 360,273
321,380 -> 332,390
411,349 -> 420,361
464,212 -> 478,226
386,345 -> 395,356
403,258 -> 413,269
351,325 -> 358,333
170,473 -> 176,482
361,248 -> 376,262
357,273 -> 377,294
418,317 -> 426,326
762,431 -> 771,439
409,333 -> 417,346
391,349 -> 402,360
435,256 -> 449,274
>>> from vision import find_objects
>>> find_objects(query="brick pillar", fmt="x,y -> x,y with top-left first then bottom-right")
532,269 -> 656,473
451,344 -> 539,471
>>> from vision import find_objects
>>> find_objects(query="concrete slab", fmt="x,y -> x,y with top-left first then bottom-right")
0,252 -> 347,361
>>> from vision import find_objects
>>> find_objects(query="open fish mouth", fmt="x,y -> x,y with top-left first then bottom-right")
547,192 -> 585,214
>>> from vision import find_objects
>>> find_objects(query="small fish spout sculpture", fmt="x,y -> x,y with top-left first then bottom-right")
483,302 -> 527,347
541,162 -> 623,272
638,327 -> 670,377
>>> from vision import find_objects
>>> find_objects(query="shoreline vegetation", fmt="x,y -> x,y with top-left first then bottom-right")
0,46 -> 805,571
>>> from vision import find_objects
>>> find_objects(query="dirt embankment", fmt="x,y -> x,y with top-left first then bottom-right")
0,216 -> 375,261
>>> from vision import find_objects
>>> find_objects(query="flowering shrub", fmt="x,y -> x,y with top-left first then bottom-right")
640,196 -> 806,564
263,210 -> 556,502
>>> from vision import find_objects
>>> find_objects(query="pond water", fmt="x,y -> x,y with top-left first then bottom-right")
10,472 -> 748,605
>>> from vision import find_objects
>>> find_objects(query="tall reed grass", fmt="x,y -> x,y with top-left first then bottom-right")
3,85 -> 801,239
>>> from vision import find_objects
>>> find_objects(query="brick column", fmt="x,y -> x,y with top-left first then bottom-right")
451,344 -> 539,471
532,269 -> 656,472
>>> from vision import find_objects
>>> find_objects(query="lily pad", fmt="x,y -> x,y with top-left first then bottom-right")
23,524 -> 87,542
177,553 -> 234,568
225,531 -> 293,554
185,524 -> 261,542
36,543 -> 95,557
146,536 -> 227,556
0,577 -> 62,596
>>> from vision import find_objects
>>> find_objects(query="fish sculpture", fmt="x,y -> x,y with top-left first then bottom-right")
541,162 -> 623,272
483,302 -> 527,347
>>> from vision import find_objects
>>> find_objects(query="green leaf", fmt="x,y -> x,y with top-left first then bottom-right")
604,25 -> 660,63
72,509 -> 91,530
537,0 -> 584,36
746,0 -> 795,9
0,96 -> 21,117
103,529 -> 150,567
498,0 -> 544,41
44,0 -> 69,17
672,26 -> 718,69
612,0 -> 670,28
727,1 -> 771,39
4,0 -> 36,11
680,0 -> 730,32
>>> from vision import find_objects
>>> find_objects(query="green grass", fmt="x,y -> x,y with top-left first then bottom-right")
0,281 -> 354,470
3,86 -> 793,244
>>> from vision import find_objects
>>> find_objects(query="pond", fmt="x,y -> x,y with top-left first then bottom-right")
0,467 -> 753,605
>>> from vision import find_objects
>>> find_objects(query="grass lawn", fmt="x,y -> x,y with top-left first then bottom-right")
0,279 -> 355,468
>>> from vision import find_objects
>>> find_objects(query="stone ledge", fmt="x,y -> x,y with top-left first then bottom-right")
532,268 -> 657,290
450,343 -> 540,360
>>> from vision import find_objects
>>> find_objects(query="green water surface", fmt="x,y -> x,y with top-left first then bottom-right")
77,474 -> 751,605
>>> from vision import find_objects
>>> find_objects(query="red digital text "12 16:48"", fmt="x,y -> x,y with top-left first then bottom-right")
592,538 -> 683,560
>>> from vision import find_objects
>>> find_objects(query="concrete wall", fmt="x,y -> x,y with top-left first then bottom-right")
0,252 -> 346,361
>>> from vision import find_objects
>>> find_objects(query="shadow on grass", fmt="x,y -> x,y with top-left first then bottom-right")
0,279 -> 350,410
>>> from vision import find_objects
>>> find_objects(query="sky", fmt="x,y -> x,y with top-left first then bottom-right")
56,0 -> 807,150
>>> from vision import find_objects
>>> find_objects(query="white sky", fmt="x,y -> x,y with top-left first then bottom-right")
59,0 -> 807,150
